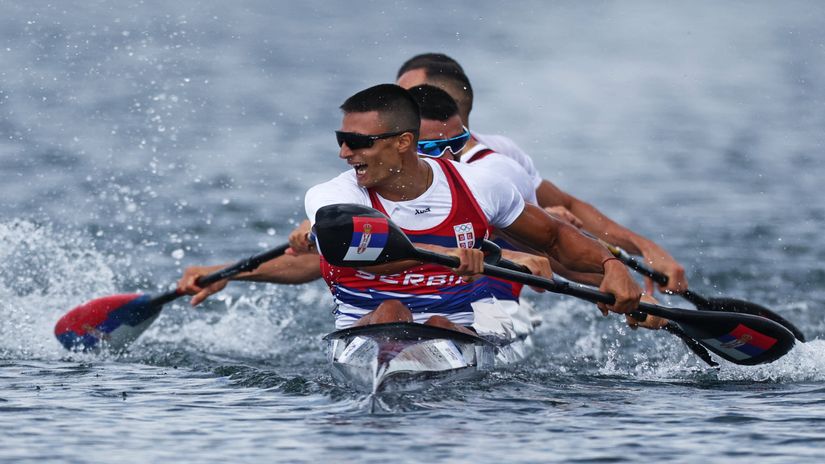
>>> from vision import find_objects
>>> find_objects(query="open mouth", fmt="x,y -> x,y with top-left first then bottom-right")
353,163 -> 367,175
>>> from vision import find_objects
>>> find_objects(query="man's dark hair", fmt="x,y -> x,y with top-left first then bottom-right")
407,84 -> 459,122
396,54 -> 474,122
396,53 -> 464,78
340,84 -> 420,135
424,67 -> 473,120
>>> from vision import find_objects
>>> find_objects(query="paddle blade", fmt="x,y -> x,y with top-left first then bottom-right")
697,297 -> 806,342
314,204 -> 417,267
54,293 -> 163,351
664,310 -> 795,365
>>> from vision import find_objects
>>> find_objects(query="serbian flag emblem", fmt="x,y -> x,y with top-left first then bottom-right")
701,324 -> 778,361
453,222 -> 476,249
343,216 -> 389,261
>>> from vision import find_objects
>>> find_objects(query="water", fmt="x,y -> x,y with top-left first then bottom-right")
2,1 -> 825,462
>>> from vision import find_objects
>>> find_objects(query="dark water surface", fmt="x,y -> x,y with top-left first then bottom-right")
2,1 -> 825,462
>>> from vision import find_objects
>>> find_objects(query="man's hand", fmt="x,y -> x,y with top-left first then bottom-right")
642,252 -> 688,295
176,264 -> 229,306
597,259 -> 642,315
625,294 -> 669,330
417,244 -> 485,281
287,219 -> 314,255
445,246 -> 485,281
544,206 -> 583,229
501,250 -> 552,292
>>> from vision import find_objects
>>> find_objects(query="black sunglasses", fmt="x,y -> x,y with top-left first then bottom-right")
335,129 -> 418,150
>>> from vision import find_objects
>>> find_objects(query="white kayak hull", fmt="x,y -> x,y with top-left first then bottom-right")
324,322 -> 529,394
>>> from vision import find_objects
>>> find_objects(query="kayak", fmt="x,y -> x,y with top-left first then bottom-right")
323,319 -> 534,394
324,322 -> 493,394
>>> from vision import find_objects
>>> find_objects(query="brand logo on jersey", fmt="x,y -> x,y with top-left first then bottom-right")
344,216 -> 389,262
453,222 -> 475,248
414,207 -> 431,215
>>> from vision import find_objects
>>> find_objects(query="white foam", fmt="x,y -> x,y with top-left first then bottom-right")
717,339 -> 825,382
0,220 -> 118,359
136,283 -> 332,360
530,295 -> 823,382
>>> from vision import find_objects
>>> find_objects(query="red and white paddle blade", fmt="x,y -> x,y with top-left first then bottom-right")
54,293 -> 162,351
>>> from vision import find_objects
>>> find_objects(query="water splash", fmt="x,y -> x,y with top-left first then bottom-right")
0,220 -> 119,359
132,283 -> 332,364
718,339 -> 825,382
529,294 -> 824,383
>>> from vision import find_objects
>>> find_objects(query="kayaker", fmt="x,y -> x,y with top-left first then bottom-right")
407,83 -> 665,330
395,53 -> 689,296
295,83 -> 642,333
178,85 -> 639,334
409,83 -> 596,284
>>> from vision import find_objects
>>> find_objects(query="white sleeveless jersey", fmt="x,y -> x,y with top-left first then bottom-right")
305,158 -> 524,230
472,131 -> 543,190
460,143 -> 538,205
305,158 -> 525,328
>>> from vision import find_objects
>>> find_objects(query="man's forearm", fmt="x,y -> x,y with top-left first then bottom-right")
537,179 -> 664,257
504,203 -> 613,277
234,253 -> 322,284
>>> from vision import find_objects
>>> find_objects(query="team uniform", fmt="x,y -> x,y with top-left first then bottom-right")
459,142 -> 543,335
461,143 -> 538,206
305,157 -> 525,331
472,131 -> 543,191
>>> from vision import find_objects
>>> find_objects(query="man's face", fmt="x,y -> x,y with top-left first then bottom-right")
418,114 -> 465,160
338,111 -> 406,189
396,69 -> 428,90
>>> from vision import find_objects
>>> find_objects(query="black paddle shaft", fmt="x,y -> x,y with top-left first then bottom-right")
417,248 -> 794,364
148,243 -> 290,306
417,248 -> 672,320
611,246 -> 806,342
610,247 -> 710,304
312,203 -> 796,365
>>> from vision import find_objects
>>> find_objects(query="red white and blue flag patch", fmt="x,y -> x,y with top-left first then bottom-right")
701,324 -> 778,361
344,216 -> 389,262
453,222 -> 475,249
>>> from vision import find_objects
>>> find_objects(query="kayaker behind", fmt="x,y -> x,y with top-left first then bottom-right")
395,53 -> 688,297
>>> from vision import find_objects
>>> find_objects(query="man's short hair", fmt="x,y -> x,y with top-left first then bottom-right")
424,67 -> 473,118
396,53 -> 464,78
407,84 -> 459,122
396,54 -> 474,119
340,84 -> 420,134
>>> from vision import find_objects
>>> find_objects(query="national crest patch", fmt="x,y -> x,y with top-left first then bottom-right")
453,222 -> 476,248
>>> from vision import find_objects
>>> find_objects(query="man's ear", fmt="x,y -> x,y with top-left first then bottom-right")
397,131 -> 416,153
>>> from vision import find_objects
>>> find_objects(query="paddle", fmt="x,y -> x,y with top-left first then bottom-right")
313,204 -> 796,366
54,243 -> 290,352
600,241 -> 806,342
483,239 -> 720,366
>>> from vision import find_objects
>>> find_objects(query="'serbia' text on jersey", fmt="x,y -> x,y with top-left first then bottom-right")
354,269 -> 466,286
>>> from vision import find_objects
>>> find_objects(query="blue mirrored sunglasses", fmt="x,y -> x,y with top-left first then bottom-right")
416,127 -> 471,158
